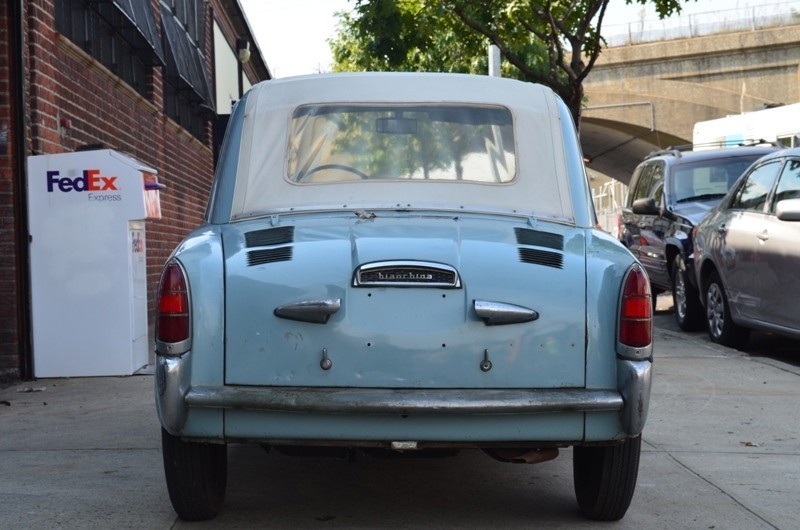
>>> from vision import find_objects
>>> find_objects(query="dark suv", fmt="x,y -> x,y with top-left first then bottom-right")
620,144 -> 779,330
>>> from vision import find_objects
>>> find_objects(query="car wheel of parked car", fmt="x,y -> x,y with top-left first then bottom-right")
705,271 -> 750,348
671,255 -> 704,331
161,427 -> 227,521
573,435 -> 641,521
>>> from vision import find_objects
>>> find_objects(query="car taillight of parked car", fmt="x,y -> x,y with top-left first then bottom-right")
618,264 -> 652,350
157,260 -> 190,346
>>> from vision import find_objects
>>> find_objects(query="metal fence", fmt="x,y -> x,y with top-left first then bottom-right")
592,179 -> 628,239
603,1 -> 800,47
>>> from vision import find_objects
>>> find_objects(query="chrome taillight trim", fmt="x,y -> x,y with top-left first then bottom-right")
155,259 -> 192,356
616,263 -> 653,361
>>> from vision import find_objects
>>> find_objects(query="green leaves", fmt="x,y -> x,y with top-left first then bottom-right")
330,0 -> 690,124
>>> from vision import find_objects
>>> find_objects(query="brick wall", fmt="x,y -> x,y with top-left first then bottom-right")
0,0 -> 226,379
0,2 -> 22,381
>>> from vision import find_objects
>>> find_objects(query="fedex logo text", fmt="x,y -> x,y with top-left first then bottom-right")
47,170 -> 118,192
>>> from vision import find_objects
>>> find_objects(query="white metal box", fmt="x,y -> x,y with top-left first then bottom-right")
27,149 -> 162,377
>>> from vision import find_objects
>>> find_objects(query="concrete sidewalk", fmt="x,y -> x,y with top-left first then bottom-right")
1,319 -> 799,528
0,374 -> 174,528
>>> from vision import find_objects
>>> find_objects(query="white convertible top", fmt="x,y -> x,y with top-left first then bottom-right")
230,72 -> 583,223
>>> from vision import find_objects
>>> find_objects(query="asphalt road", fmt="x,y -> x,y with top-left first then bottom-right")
1,299 -> 798,529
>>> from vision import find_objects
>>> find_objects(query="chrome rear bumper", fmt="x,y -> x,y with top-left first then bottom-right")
156,355 -> 651,437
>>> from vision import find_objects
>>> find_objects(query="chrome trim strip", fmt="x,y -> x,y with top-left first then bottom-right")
474,300 -> 539,325
353,260 -> 461,288
616,342 -> 653,361
274,299 -> 341,324
231,206 -> 576,227
186,386 -> 622,414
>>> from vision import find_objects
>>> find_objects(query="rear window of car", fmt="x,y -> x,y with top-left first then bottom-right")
671,155 -> 762,203
286,104 -> 516,184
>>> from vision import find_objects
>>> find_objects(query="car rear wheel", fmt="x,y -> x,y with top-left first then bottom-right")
161,428 -> 227,521
705,271 -> 750,348
573,435 -> 641,521
671,254 -> 704,331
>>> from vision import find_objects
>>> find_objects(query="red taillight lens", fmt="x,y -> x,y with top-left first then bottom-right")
157,261 -> 190,345
619,265 -> 652,348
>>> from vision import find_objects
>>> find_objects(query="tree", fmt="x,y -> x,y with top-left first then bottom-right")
330,0 -> 690,126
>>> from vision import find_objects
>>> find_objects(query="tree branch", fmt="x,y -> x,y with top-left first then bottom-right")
450,4 -> 543,82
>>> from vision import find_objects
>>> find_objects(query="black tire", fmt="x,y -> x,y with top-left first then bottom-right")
573,435 -> 641,521
161,427 -> 227,521
704,271 -> 750,348
671,254 -> 704,331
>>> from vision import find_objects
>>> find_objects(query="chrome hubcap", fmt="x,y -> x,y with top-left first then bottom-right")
707,283 -> 725,338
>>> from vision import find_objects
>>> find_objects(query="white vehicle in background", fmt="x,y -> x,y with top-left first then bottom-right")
693,103 -> 800,151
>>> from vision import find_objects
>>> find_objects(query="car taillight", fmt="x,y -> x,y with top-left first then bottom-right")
157,260 -> 190,347
618,264 -> 652,351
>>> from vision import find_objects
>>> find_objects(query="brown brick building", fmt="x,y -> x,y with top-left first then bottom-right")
0,0 -> 270,380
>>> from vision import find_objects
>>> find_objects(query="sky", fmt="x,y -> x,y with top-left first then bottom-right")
239,0 -> 791,79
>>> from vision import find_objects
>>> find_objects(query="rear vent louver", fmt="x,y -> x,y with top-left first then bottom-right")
515,228 -> 564,269
248,247 -> 293,266
518,248 -> 564,269
245,227 -> 295,266
514,228 -> 563,250
245,226 -> 295,247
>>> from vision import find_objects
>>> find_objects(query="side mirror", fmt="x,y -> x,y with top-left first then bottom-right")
776,198 -> 800,221
631,197 -> 659,215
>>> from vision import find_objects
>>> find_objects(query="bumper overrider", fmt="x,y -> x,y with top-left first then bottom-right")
156,354 -> 651,439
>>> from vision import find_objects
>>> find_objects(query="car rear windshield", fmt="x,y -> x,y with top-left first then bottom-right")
672,155 -> 763,203
287,104 -> 516,184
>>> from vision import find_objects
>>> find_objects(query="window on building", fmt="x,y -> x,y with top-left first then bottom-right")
160,0 -> 215,141
55,0 -> 164,99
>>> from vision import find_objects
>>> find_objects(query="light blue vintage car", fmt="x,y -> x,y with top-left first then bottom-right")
155,72 -> 653,522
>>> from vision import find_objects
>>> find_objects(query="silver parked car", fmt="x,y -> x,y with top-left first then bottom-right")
155,72 -> 653,522
619,144 -> 778,332
693,148 -> 800,347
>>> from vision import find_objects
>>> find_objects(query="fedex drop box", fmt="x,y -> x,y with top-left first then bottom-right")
27,149 -> 163,377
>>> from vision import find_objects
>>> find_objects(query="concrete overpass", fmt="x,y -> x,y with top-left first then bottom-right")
581,23 -> 800,184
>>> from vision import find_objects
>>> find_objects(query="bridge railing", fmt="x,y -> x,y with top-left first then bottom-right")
603,1 -> 799,46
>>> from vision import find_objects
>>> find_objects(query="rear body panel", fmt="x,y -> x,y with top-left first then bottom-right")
223,214 -> 587,389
